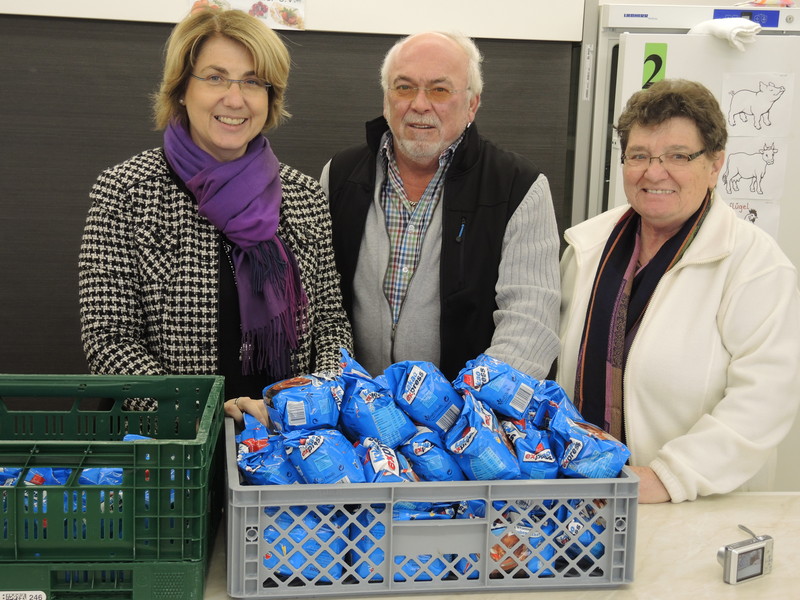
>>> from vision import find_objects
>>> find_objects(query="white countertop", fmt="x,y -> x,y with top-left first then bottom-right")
204,492 -> 800,599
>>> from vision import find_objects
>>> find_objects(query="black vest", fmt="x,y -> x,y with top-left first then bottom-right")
328,117 -> 540,380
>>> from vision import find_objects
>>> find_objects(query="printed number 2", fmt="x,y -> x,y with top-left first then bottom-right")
643,43 -> 667,89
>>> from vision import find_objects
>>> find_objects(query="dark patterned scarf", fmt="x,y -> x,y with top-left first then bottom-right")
574,192 -> 712,439
164,120 -> 307,377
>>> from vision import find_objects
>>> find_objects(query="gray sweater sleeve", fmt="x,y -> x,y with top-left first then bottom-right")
484,173 -> 561,379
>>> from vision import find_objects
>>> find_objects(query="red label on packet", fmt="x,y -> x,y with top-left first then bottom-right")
239,438 -> 269,453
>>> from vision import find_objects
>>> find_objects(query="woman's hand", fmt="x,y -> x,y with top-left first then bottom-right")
629,465 -> 671,504
224,396 -> 270,426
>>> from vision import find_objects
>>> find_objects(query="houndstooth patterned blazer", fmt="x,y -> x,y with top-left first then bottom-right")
79,148 -> 352,382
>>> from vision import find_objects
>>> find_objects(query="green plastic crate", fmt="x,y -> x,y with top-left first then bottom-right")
0,374 -> 225,599
2,560 -> 208,600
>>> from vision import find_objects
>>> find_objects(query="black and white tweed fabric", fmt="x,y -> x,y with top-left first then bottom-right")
79,148 -> 352,409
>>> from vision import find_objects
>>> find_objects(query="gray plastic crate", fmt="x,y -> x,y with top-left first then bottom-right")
224,419 -> 638,599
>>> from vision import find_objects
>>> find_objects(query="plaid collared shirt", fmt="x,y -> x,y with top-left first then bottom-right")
379,131 -> 465,326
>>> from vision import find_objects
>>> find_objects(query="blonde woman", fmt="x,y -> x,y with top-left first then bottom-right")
79,8 -> 351,413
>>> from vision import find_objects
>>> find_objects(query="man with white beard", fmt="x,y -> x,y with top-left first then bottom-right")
321,31 -> 560,381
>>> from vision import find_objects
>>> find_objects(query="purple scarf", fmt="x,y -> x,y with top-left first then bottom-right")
163,120 -> 307,377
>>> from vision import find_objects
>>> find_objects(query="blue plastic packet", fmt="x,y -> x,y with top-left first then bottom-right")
79,468 -> 123,486
549,410 -> 630,479
122,434 -> 154,441
554,499 -> 606,560
398,426 -> 465,482
283,429 -> 366,484
490,518 -> 539,575
500,419 -> 558,480
263,374 -> 343,433
454,553 -> 481,579
236,412 -> 271,454
455,499 -> 487,519
393,554 -> 449,582
357,437 -> 418,483
349,505 -> 387,582
578,499 -> 607,559
263,504 -> 349,582
122,434 -> 172,506
385,550 -> 472,581
339,349 -> 417,448
24,467 -> 72,485
445,391 -> 520,481
493,498 -> 557,521
0,468 -> 22,486
527,518 -> 558,576
238,435 -> 302,485
392,500 -> 456,521
73,469 -> 124,516
382,360 -> 464,436
529,379 -> 585,429
453,354 -> 538,419
22,468 -> 72,514
490,503 -> 557,577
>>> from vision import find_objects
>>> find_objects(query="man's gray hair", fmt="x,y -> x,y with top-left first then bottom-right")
380,31 -> 484,100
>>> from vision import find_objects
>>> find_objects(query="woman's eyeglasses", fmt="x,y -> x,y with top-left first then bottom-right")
622,149 -> 706,170
190,73 -> 272,95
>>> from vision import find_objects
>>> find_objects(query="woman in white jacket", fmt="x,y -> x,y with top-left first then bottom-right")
558,79 -> 800,503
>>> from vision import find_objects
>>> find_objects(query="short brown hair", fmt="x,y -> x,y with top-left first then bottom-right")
615,79 -> 727,155
153,8 -> 291,132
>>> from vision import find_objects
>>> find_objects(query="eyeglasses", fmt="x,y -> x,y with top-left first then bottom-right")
622,149 -> 705,169
190,73 -> 272,94
388,84 -> 467,103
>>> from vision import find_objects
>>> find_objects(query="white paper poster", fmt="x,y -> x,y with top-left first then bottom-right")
727,198 -> 781,240
613,33 -> 800,252
721,136 -> 788,200
720,72 -> 795,239
189,0 -> 305,30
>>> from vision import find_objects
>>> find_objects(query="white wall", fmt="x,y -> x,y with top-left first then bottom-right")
601,0 -> 748,5
0,0 -> 584,40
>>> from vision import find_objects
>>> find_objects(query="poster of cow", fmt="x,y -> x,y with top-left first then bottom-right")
720,71 -> 794,240
722,139 -> 784,198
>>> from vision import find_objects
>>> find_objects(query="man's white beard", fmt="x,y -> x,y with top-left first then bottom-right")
394,136 -> 447,163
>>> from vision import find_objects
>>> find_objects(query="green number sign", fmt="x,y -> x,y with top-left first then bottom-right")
643,43 -> 667,89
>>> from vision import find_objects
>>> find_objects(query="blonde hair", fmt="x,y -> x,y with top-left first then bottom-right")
153,8 -> 291,132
